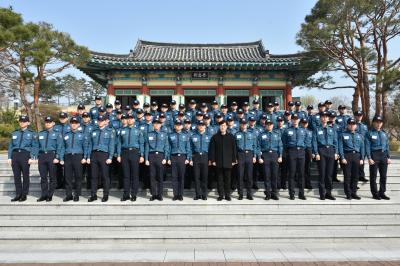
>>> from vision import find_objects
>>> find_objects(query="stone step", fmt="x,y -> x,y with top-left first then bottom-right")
1,228 -> 399,244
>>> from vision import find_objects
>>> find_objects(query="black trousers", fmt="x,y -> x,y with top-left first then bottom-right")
90,151 -> 110,197
11,150 -> 30,197
279,152 -> 288,188
121,149 -> 140,197
359,160 -> 366,180
287,148 -> 305,196
369,151 -> 388,196
56,163 -> 64,188
83,164 -> 92,189
237,151 -> 253,195
217,168 -> 232,197
140,164 -> 150,189
262,151 -> 279,196
38,152 -> 57,197
64,153 -> 83,197
171,154 -> 186,197
304,148 -> 313,187
111,156 -> 122,188
148,153 -> 164,197
343,152 -> 360,197
193,153 -> 208,197
316,147 -> 335,197
253,162 -> 262,188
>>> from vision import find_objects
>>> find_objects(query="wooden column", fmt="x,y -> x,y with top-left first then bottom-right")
285,81 -> 293,109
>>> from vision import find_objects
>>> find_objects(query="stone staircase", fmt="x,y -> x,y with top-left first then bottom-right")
0,154 -> 399,262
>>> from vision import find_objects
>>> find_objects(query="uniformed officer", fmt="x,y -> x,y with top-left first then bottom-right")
300,118 -> 313,190
312,111 -> 338,200
167,120 -> 191,201
37,116 -> 63,202
258,119 -> 283,200
60,117 -> 88,202
338,118 -> 365,200
8,115 -> 38,202
145,119 -> 169,201
89,96 -> 103,121
282,114 -> 308,200
264,103 -> 277,126
190,120 -> 210,200
76,104 -> 86,123
249,99 -> 262,121
54,112 -> 71,189
81,112 -> 94,189
234,119 -> 257,200
354,111 -> 369,182
366,116 -> 391,200
116,113 -> 145,202
294,101 -> 308,120
87,115 -> 115,202
336,105 -> 350,132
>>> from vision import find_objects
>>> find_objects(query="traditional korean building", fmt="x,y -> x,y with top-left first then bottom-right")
78,40 -> 303,108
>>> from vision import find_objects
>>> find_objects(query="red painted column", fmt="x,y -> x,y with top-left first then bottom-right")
141,85 -> 149,95
175,84 -> 183,95
285,82 -> 292,109
107,84 -> 115,95
251,85 -> 259,98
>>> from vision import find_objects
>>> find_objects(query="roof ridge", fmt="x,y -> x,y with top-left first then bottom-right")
136,39 -> 264,48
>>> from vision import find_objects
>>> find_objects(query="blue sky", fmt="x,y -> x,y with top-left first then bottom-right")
1,0 -> 382,102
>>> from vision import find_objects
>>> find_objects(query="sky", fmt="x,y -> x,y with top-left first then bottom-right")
0,0 -> 385,102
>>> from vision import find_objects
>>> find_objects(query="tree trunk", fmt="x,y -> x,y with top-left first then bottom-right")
18,61 -> 32,121
375,82 -> 382,116
352,84 -> 360,112
33,66 -> 44,131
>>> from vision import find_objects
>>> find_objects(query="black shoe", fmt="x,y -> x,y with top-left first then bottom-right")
102,196 -> 108,202
11,196 -> 21,202
252,184 -> 259,190
325,194 -> 336,200
319,195 -> 326,200
37,196 -> 47,202
172,196 -> 179,201
333,178 -> 341,182
281,183 -> 287,190
201,195 -> 207,200
217,196 -> 224,201
19,195 -> 27,202
359,177 -> 369,182
305,185 -> 313,189
157,195 -> 163,201
88,195 -> 97,202
73,196 -> 79,202
271,194 -> 279,200
193,195 -> 200,200
46,196 -> 52,202
149,195 -> 156,201
131,196 -> 137,202
264,194 -> 271,200
289,195 -> 295,200
179,195 -> 183,201
299,195 -> 306,200
352,194 -> 361,200
372,194 -> 381,200
238,194 -> 243,200
63,196 -> 73,202
225,196 -> 232,201
121,195 -> 130,201
247,195 -> 254,200
379,194 -> 390,200
346,195 -> 352,200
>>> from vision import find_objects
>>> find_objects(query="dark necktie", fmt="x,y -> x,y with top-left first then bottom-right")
128,127 -> 132,145
71,132 -> 75,149
97,130 -> 102,147
19,130 -> 25,148
45,131 -> 49,151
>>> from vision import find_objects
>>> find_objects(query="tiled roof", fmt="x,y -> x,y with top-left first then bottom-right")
86,40 -> 302,70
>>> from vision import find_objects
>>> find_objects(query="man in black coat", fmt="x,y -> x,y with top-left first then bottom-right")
209,120 -> 238,201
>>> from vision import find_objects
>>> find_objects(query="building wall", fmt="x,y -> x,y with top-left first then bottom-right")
106,70 -> 293,108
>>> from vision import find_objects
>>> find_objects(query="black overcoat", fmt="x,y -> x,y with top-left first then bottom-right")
209,131 -> 237,169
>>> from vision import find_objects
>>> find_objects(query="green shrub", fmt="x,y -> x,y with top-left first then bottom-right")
0,137 -> 10,151
390,141 -> 400,152
0,124 -> 17,138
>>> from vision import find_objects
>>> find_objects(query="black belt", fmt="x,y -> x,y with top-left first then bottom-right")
239,150 -> 253,154
344,151 -> 359,154
13,149 -> 29,153
39,150 -> 55,154
171,153 -> 186,157
122,147 -> 139,151
263,150 -> 277,153
318,145 -> 332,149
149,151 -> 163,155
288,147 -> 305,150
65,153 -> 83,156
194,152 -> 207,155
93,150 -> 107,153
